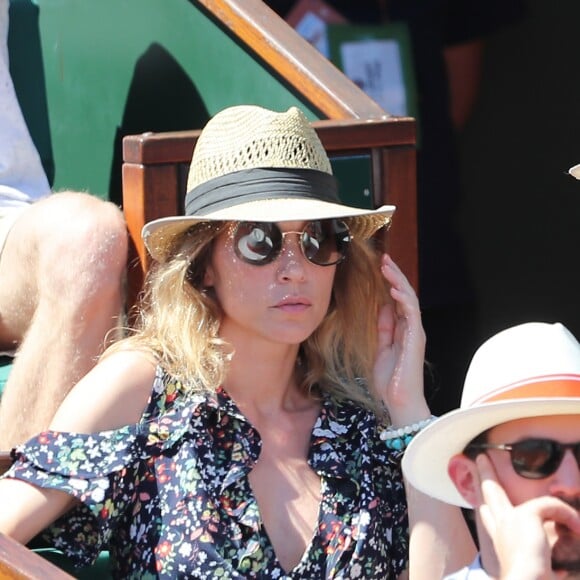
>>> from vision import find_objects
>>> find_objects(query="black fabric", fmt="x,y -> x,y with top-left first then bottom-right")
185,167 -> 340,216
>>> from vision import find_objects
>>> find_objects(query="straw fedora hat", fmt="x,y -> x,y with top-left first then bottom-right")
142,105 -> 395,263
402,322 -> 580,508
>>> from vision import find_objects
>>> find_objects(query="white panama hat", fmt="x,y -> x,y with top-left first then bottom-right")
142,105 -> 395,263
402,322 -> 580,508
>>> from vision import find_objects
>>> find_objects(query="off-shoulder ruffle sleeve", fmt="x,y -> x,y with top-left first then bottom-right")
5,424 -> 150,567
3,367 -> 204,568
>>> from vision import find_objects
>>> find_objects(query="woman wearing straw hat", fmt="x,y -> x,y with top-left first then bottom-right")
0,105 -> 474,578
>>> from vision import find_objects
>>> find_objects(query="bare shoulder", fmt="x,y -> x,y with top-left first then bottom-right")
50,350 -> 158,434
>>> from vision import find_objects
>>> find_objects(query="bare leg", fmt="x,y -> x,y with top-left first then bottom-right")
0,191 -> 128,449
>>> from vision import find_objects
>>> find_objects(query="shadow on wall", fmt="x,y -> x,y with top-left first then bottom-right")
108,42 -> 210,207
457,0 -> 580,343
8,0 -> 54,185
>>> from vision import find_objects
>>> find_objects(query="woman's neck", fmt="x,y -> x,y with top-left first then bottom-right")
221,339 -> 314,417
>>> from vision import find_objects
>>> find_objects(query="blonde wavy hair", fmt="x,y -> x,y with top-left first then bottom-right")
107,220 -> 391,417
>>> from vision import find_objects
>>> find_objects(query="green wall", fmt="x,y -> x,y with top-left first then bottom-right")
9,0 -> 317,202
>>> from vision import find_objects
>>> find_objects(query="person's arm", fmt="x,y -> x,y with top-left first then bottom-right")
405,484 -> 477,579
0,349 -> 157,542
476,454 -> 580,580
374,255 -> 477,579
0,478 -> 75,544
49,349 -> 157,433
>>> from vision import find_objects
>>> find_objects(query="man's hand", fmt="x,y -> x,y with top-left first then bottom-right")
476,454 -> 580,580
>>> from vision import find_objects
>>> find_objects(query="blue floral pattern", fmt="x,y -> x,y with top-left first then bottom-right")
6,367 -> 408,579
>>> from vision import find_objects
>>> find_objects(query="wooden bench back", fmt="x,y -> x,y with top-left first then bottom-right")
122,117 -> 417,306
0,452 -> 10,475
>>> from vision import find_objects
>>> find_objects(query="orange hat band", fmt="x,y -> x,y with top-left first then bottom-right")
473,375 -> 580,405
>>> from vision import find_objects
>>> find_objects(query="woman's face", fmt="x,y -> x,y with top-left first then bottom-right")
204,221 -> 337,346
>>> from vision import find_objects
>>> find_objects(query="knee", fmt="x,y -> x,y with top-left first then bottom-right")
75,195 -> 128,272
36,192 -> 128,291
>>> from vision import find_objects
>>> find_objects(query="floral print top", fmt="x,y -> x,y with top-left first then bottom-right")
6,366 -> 408,579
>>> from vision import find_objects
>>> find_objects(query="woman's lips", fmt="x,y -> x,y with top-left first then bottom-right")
273,296 -> 312,312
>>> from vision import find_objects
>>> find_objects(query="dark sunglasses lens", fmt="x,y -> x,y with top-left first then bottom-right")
302,219 -> 350,266
234,220 -> 351,266
234,222 -> 281,265
511,439 -> 562,479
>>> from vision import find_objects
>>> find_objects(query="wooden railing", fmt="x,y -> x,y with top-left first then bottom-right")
0,451 -> 11,475
195,0 -> 388,120
0,532 -> 73,579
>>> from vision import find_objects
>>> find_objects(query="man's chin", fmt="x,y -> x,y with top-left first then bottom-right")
551,569 -> 580,580
552,531 -> 580,576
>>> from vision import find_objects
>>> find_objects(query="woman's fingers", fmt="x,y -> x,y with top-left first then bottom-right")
380,254 -> 422,324
375,254 -> 428,422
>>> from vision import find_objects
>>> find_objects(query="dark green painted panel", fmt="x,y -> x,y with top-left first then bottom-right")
34,548 -> 112,579
8,0 -> 54,184
0,357 -> 12,398
331,155 -> 373,209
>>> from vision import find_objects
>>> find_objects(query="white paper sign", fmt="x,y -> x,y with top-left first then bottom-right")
340,39 -> 407,116
295,12 -> 331,57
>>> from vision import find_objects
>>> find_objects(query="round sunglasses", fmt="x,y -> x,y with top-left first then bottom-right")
232,219 -> 351,267
466,438 -> 580,479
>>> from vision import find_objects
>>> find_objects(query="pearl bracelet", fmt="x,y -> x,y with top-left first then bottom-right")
380,415 -> 437,451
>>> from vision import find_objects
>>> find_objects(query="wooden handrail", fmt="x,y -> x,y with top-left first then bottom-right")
0,533 -> 74,579
0,451 -> 11,475
195,0 -> 388,120
123,117 -> 415,165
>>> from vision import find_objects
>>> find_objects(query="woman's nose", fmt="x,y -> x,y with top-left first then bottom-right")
276,234 -> 307,281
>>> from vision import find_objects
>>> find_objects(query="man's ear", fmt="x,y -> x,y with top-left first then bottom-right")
448,454 -> 483,508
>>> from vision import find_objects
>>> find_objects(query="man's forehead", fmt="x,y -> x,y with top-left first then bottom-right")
489,414 -> 580,440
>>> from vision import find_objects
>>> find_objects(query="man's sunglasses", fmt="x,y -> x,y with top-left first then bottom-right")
232,219 -> 351,267
466,438 -> 580,479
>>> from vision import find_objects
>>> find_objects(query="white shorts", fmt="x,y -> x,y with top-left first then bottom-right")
0,207 -> 27,356
0,205 -> 27,261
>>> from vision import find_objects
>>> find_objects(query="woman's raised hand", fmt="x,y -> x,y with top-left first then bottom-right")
373,254 -> 430,426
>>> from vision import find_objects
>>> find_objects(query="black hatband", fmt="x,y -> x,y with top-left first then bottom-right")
185,168 -> 339,216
